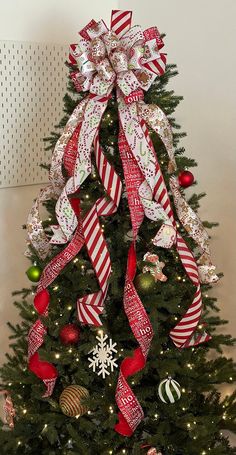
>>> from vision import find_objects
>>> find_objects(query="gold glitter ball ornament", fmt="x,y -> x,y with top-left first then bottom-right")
134,272 -> 155,294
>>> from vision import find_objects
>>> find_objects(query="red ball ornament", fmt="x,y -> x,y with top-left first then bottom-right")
59,324 -> 80,345
178,170 -> 194,188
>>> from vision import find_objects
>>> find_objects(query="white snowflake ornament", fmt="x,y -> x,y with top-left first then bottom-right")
88,333 -> 118,379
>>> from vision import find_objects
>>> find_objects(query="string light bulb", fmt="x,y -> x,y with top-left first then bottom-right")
55,353 -> 60,359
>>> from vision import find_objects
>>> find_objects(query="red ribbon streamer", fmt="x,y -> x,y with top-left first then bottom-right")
115,128 -> 153,436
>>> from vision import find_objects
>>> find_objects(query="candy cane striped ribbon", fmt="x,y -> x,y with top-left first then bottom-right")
143,55 -> 167,77
110,10 -> 133,38
28,126 -> 122,394
77,131 -> 122,326
140,119 -> 210,347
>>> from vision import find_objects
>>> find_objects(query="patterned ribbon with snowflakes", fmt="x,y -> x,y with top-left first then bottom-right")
26,9 -> 218,433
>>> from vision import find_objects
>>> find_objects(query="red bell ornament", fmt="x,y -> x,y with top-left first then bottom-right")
178,170 -> 194,188
59,324 -> 80,345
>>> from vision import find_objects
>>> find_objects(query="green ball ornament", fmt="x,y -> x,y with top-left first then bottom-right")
158,377 -> 181,404
134,273 -> 155,294
26,265 -> 42,282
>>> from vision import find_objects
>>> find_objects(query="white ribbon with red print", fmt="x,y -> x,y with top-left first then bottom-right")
26,98 -> 88,258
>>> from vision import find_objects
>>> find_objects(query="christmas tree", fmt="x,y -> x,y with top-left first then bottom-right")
0,10 -> 236,455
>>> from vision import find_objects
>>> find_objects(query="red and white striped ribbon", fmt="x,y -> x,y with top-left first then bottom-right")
140,119 -> 210,347
110,10 -> 132,38
77,131 -> 122,326
143,55 -> 167,77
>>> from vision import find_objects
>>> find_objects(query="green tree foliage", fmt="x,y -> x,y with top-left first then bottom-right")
0,60 -> 236,455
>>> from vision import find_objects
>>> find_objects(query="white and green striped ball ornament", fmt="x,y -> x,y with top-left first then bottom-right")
59,385 -> 89,417
158,376 -> 181,404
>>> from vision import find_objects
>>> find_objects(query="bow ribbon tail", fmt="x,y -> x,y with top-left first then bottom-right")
77,131 -> 122,326
28,218 -> 84,397
50,95 -> 109,245
115,127 -> 153,436
26,97 -> 88,258
138,102 -> 177,172
140,119 -> 211,347
169,176 -> 219,284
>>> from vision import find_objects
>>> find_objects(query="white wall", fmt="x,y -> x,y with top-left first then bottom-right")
0,185 -> 43,365
0,0 -> 117,43
1,0 -> 236,441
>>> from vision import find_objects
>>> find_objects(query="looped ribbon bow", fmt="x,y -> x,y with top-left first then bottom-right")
26,10 -> 218,436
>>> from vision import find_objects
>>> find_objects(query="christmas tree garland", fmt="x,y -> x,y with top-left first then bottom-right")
26,10 -> 218,435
